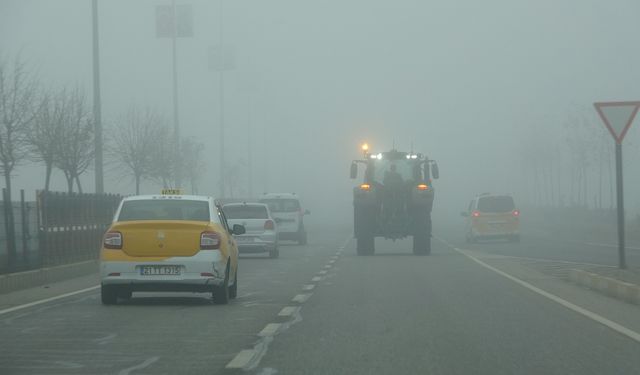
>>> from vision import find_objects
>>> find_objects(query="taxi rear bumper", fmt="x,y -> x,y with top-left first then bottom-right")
100,250 -> 228,289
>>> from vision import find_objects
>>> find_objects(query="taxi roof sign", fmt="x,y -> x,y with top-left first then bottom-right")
161,188 -> 184,195
594,101 -> 640,144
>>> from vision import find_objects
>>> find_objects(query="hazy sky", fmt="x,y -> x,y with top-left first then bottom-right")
2,0 -> 640,222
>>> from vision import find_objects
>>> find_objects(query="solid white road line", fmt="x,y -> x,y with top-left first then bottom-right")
584,242 -> 640,251
118,356 -> 160,375
0,285 -> 100,316
258,323 -> 282,337
226,350 -> 257,369
454,247 -> 640,344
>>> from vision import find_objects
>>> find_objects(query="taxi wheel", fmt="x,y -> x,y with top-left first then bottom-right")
229,267 -> 238,299
298,230 -> 308,245
101,285 -> 118,305
356,235 -> 375,255
269,247 -> 280,258
412,234 -> 431,255
212,266 -> 230,305
118,290 -> 133,300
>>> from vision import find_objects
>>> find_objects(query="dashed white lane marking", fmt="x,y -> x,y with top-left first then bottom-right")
302,284 -> 315,291
311,276 -> 323,282
0,285 -> 100,316
278,306 -> 299,317
292,293 -> 312,303
258,323 -> 282,337
454,247 -> 640,344
328,259 -> 336,264
317,270 -> 328,275
323,265 -> 332,269
226,349 -> 257,369
118,356 -> 160,375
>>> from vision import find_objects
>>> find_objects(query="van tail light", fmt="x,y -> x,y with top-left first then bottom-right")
360,183 -> 371,191
471,211 -> 481,218
264,219 -> 275,230
512,209 -> 520,217
200,231 -> 221,250
417,184 -> 429,191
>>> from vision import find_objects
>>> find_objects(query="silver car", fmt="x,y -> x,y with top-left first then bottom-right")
223,203 -> 279,258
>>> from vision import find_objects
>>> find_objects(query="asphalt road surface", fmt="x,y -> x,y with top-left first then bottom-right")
1,225 -> 639,375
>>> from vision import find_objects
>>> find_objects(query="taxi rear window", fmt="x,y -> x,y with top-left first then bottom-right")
477,196 -> 515,213
118,200 -> 210,221
260,199 -> 300,213
223,205 -> 268,219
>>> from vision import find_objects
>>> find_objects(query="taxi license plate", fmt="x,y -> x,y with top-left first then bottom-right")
140,266 -> 181,276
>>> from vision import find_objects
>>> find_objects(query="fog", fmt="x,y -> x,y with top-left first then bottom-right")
2,0 -> 640,225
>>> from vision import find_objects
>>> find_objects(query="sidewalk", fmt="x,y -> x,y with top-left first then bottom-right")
0,260 -> 99,294
506,257 -> 640,305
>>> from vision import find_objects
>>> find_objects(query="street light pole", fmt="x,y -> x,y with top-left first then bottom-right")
171,0 -> 181,187
218,0 -> 226,198
92,0 -> 104,194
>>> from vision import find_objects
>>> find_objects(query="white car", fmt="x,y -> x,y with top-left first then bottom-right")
259,193 -> 309,245
223,203 -> 279,258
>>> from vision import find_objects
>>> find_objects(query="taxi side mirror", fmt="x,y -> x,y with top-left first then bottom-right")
350,162 -> 358,179
232,224 -> 246,235
460,211 -> 469,217
431,162 -> 440,180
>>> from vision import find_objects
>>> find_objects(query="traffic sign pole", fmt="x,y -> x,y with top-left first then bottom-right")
615,142 -> 626,269
594,101 -> 640,269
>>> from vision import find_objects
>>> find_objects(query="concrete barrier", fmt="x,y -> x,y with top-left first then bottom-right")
0,260 -> 99,294
569,268 -> 640,305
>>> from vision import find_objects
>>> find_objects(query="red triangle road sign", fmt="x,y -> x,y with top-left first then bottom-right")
594,101 -> 640,144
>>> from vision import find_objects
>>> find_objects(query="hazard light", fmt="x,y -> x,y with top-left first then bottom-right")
359,183 -> 371,191
416,184 -> 428,191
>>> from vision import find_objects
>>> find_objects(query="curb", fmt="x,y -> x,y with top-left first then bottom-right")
569,269 -> 640,305
0,260 -> 99,295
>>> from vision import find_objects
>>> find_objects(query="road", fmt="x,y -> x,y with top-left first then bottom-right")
1,225 -> 640,374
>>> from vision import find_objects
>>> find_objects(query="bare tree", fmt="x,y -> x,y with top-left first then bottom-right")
0,56 -> 38,200
149,125 -> 178,189
27,89 -> 66,192
110,106 -> 167,194
54,89 -> 94,193
0,56 -> 39,257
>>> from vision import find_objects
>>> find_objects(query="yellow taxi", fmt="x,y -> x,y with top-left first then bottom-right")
100,191 -> 244,305
462,193 -> 520,243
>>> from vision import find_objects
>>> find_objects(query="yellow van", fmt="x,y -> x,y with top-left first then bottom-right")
100,194 -> 243,305
462,194 -> 520,243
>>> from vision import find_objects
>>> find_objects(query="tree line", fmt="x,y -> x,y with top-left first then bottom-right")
0,55 -> 205,201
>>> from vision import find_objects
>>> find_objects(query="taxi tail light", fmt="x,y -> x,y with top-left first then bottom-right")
264,219 -> 275,230
417,183 -> 429,191
200,231 -> 221,250
104,231 -> 122,249
471,211 -> 481,218
512,209 -> 520,217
